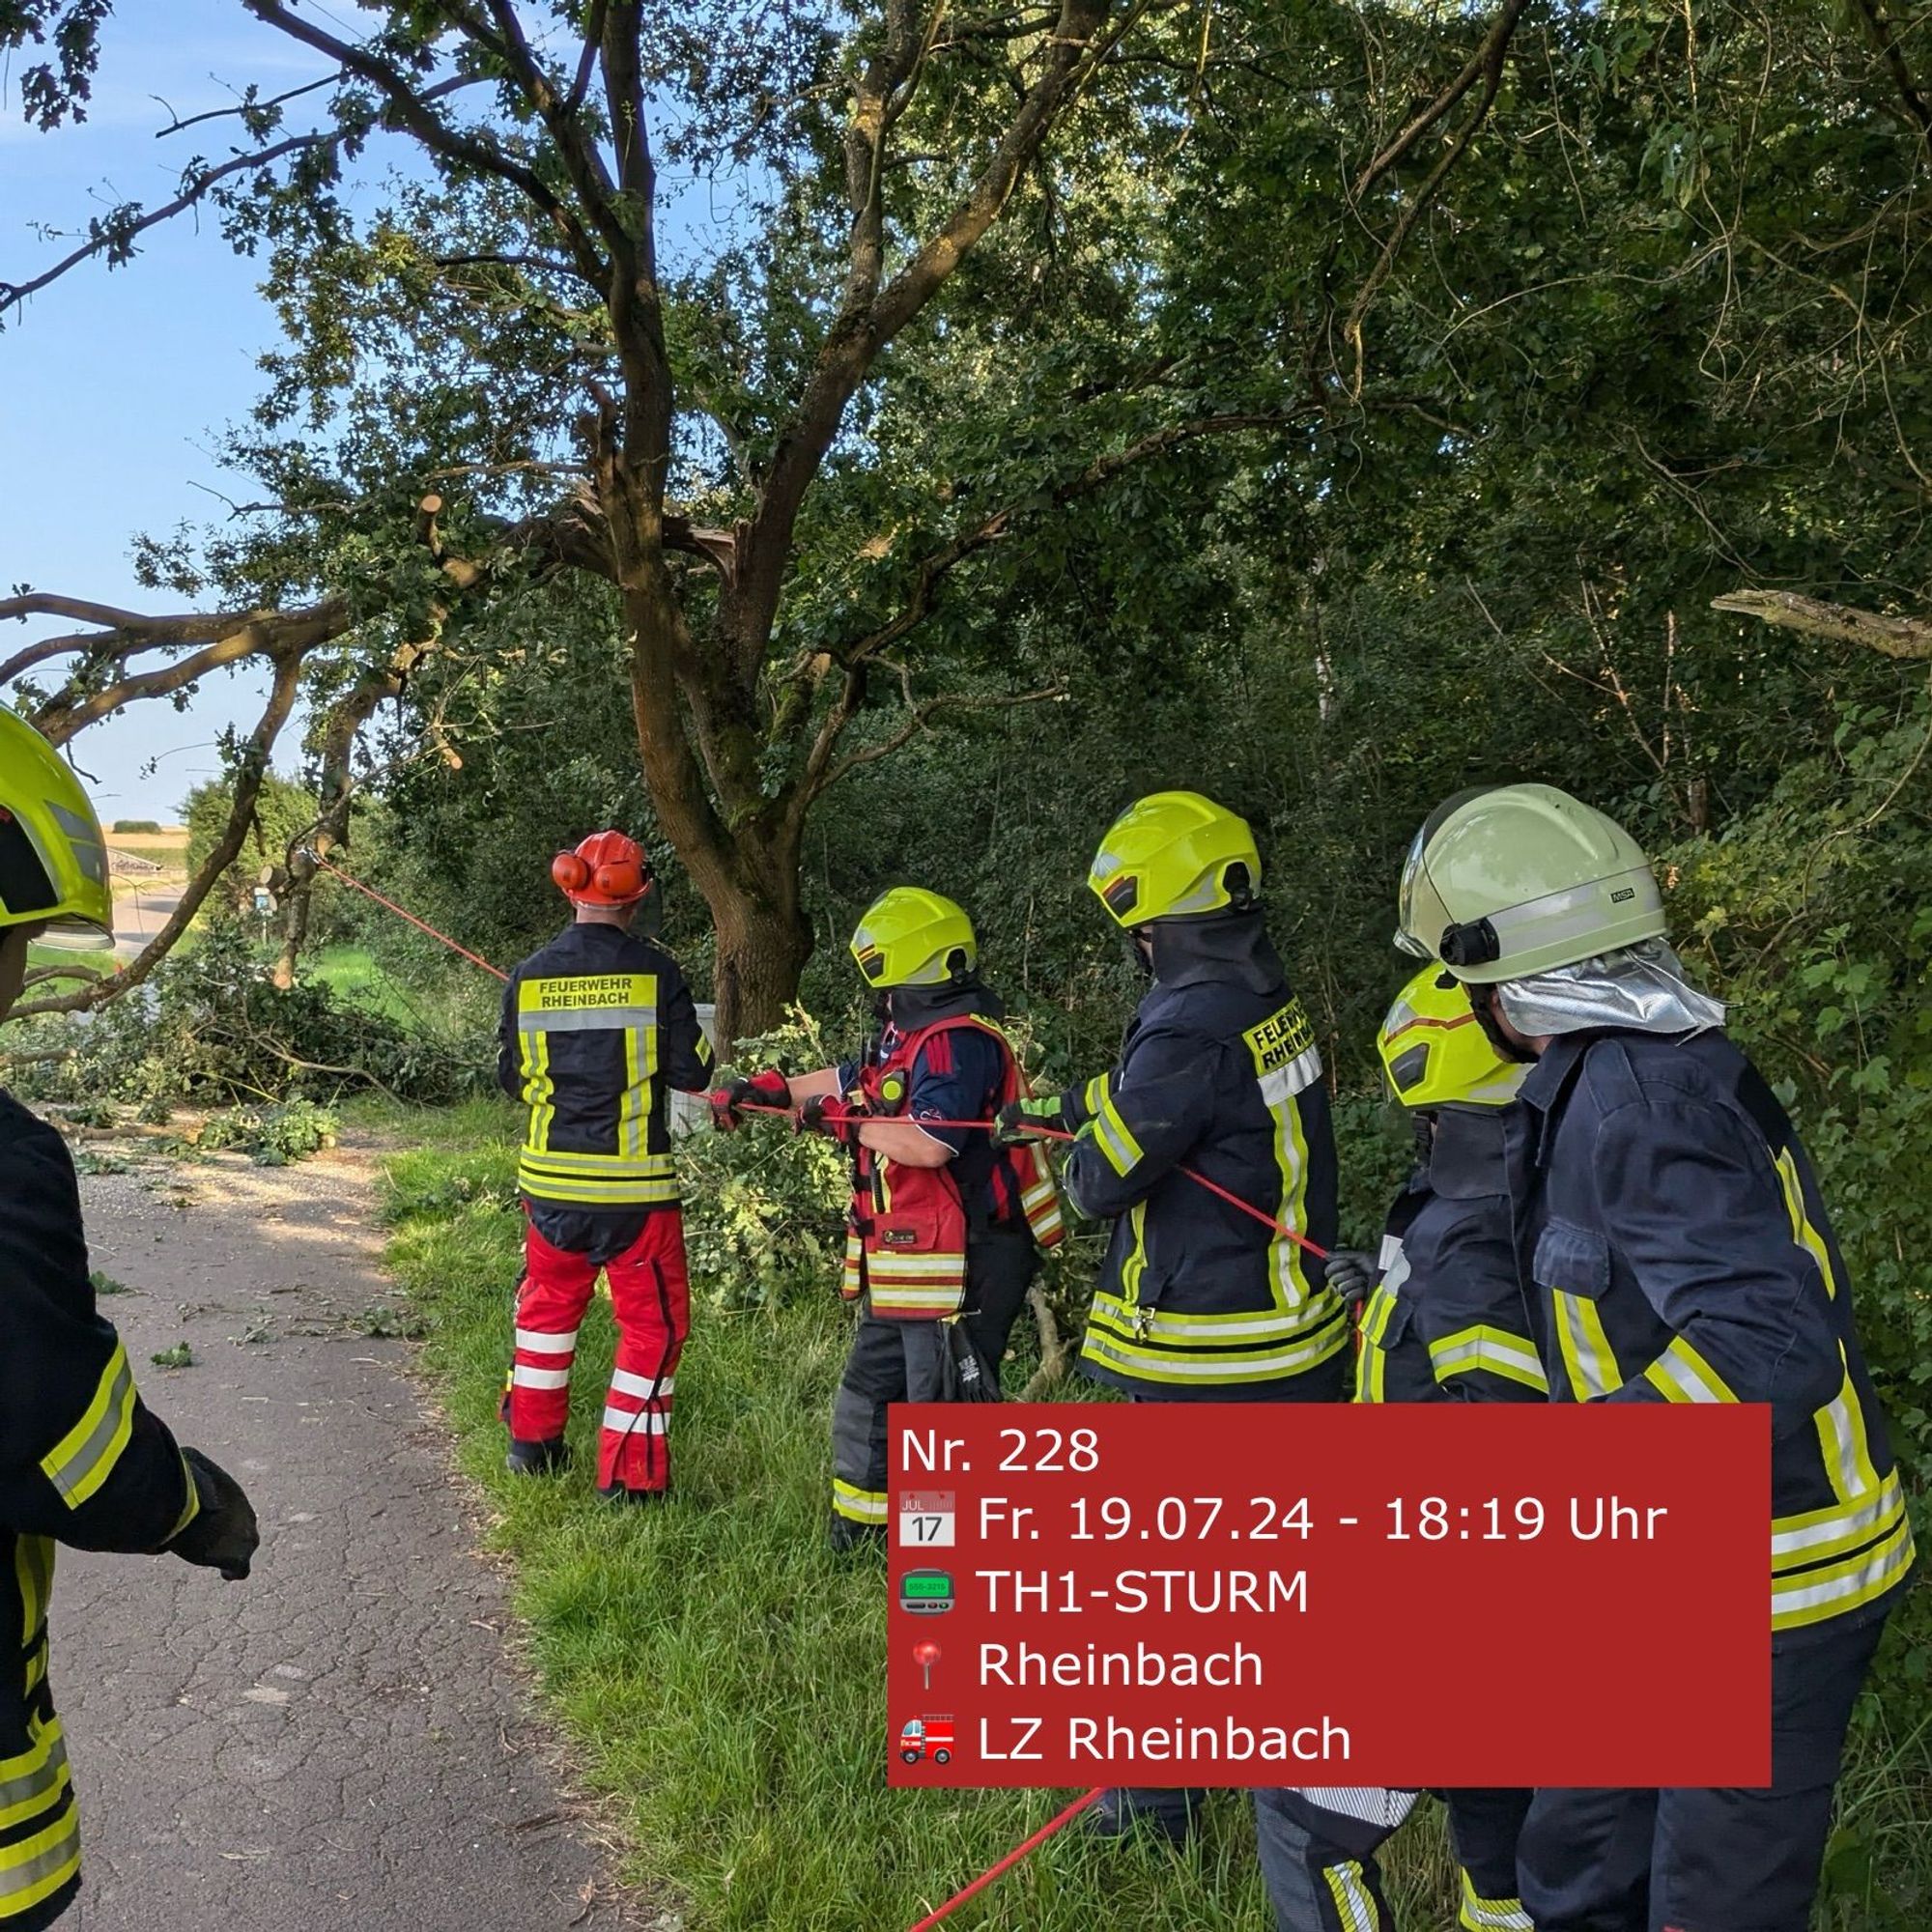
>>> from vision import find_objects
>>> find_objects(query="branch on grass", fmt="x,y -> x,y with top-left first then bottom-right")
1710,589 -> 1932,661
1018,1286 -> 1072,1400
0,1045 -> 78,1069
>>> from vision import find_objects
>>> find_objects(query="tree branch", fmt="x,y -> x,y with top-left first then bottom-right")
1339,0 -> 1529,398
735,0 -> 1133,663
1851,0 -> 1932,156
1710,589 -> 1932,661
239,2 -> 609,284
819,682 -> 1065,792
1,132 -> 332,317
12,648 -> 305,1019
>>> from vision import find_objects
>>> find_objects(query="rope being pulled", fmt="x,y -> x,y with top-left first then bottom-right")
729,1099 -> 1332,1262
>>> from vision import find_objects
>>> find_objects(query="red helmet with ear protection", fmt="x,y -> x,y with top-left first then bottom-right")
552,830 -> 653,908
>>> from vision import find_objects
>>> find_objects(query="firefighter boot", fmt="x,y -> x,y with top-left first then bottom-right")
598,1482 -> 668,1506
1087,1786 -> 1204,1847
506,1435 -> 571,1477
828,1515 -> 888,1556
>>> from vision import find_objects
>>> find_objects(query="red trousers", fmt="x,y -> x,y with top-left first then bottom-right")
507,1212 -> 691,1493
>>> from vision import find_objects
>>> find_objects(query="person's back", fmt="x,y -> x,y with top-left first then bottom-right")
0,706 -> 259,1930
500,916 -> 710,1211
497,833 -> 714,1501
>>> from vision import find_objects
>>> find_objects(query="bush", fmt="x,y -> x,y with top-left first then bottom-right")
109,819 -> 161,835
197,1098 -> 340,1165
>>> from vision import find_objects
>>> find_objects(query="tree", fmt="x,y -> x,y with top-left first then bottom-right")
0,0 -> 1539,1037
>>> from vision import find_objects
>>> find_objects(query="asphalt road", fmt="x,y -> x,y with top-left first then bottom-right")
110,883 -> 185,960
53,1138 -> 652,1932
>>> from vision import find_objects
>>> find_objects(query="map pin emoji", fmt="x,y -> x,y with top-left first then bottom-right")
913,1639 -> 942,1690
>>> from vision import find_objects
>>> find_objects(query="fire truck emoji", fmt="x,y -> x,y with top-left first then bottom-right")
897,1715 -> 955,1766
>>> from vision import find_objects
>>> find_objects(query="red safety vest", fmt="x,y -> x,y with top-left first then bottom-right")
841,1015 -> 1065,1319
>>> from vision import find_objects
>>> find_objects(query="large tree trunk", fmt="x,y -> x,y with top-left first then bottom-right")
710,877 -> 813,1046
616,563 -> 815,1047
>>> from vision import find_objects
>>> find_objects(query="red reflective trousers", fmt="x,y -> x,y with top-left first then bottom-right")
506,1213 -> 691,1493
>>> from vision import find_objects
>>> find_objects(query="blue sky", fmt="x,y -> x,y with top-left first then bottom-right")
2,4 -> 738,826
1,1 -> 338,821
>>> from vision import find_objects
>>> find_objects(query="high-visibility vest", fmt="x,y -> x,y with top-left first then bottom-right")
501,924 -> 715,1209
840,1015 -> 1064,1320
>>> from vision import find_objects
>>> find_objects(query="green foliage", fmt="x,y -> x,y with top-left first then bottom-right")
10,923 -> 490,1111
197,1098 -> 340,1167
149,1342 -> 192,1370
109,818 -> 160,834
679,1011 -> 864,1310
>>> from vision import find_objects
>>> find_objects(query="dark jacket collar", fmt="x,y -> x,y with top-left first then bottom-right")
1145,907 -> 1284,995
887,977 -> 1006,1031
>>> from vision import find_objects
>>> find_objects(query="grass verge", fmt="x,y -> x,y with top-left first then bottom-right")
371,1104 -> 1927,1931
373,1103 -> 1459,1929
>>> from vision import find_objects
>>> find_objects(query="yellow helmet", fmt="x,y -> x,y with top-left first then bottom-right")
0,706 -> 114,949
849,887 -> 977,989
1088,791 -> 1261,926
1397,782 -> 1664,983
1378,965 -> 1526,1109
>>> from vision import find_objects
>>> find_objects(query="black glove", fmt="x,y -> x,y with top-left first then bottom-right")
1323,1248 -> 1380,1305
711,1069 -> 791,1131
169,1447 -> 260,1581
797,1094 -> 866,1145
994,1095 -> 1067,1145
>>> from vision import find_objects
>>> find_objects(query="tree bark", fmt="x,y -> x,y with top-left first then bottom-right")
710,876 -> 813,1048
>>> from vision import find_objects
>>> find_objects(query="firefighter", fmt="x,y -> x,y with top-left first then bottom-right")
497,831 -> 716,1501
999,791 -> 1343,1845
1400,781 -> 1915,1932
1255,964 -> 1539,1932
716,888 -> 1064,1551
0,706 -> 259,1930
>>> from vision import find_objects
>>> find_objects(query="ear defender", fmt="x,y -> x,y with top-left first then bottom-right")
592,857 -> 646,901
552,851 -> 592,893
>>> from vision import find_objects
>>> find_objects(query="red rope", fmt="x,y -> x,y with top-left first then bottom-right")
730,1100 -> 1331,1261
904,1788 -> 1103,1931
303,853 -> 509,982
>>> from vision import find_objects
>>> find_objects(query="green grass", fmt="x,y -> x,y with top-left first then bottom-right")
373,1108 -> 1457,1929
373,1107 -> 1931,1931
25,944 -> 113,986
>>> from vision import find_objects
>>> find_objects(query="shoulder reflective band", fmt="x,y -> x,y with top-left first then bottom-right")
41,1342 -> 137,1508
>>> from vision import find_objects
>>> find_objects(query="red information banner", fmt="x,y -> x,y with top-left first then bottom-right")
886,1403 -> 1769,1789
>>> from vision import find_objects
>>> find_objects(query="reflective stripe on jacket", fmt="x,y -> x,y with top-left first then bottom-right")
0,1093 -> 201,1928
497,923 -> 714,1209
1356,1110 -> 1547,1407
1506,1028 -> 1914,1634
842,1013 -> 1065,1319
1065,976 -> 1344,1397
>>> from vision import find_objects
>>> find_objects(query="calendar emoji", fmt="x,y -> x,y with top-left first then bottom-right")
898,1492 -> 956,1548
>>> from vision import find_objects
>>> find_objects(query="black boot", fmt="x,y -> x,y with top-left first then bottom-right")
598,1482 -> 668,1506
505,1435 -> 570,1477
828,1516 -> 889,1556
1086,1787 -> 1202,1846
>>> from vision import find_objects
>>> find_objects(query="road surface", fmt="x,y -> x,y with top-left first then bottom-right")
51,1136 -> 658,1932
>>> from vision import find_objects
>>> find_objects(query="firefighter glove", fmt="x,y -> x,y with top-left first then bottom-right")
797,1094 -> 866,1145
1322,1248 -> 1379,1305
170,1446 -> 260,1581
995,1095 -> 1065,1145
711,1068 -> 791,1131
